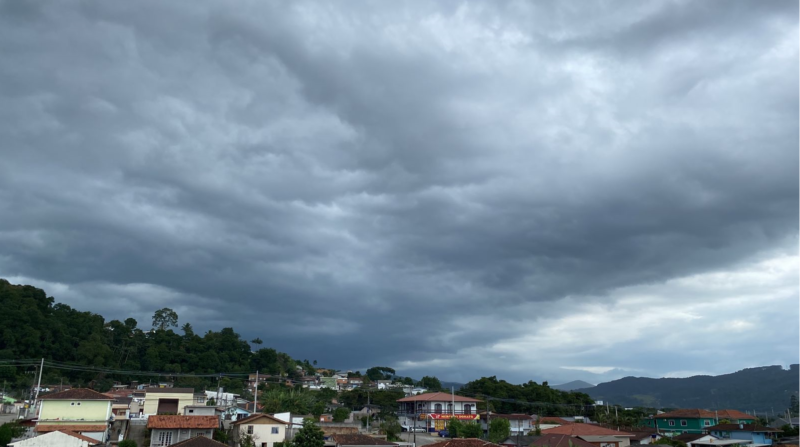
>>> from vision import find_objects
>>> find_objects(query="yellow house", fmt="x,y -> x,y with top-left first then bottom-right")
231,413 -> 289,447
143,388 -> 196,416
35,388 -> 113,442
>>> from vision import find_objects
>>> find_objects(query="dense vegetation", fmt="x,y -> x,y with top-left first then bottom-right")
578,365 -> 800,411
459,376 -> 595,416
0,279 -> 309,395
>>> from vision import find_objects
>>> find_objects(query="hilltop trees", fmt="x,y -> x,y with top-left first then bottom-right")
152,308 -> 178,331
0,279 -> 308,394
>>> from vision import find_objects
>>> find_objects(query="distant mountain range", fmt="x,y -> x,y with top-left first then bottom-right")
575,365 -> 799,411
553,380 -> 595,391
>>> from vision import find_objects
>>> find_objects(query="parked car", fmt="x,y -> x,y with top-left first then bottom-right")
438,430 -> 449,437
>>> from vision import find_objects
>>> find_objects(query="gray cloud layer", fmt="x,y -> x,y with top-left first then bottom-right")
1,0 -> 797,383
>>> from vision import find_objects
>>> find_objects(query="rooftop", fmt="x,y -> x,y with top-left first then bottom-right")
532,434 -> 595,447
35,424 -> 108,433
542,425 -> 633,437
330,434 -> 398,445
397,392 -> 483,403
147,415 -> 219,429
39,388 -> 113,401
167,437 -> 230,447
653,409 -> 754,420
232,413 -> 289,425
145,387 -> 195,394
425,439 -> 503,447
707,424 -> 781,433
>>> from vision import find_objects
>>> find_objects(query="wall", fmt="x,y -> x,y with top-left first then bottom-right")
236,419 -> 287,447
39,400 -> 110,423
143,392 -> 195,415
9,431 -> 90,447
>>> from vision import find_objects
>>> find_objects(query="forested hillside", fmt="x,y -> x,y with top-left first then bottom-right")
0,279 -> 306,395
459,376 -> 595,416
580,365 -> 800,411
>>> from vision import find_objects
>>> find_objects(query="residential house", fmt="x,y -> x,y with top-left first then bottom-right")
321,378 -> 338,389
203,390 -> 238,407
109,396 -> 132,419
146,415 -> 219,447
706,423 -> 781,445
397,392 -> 483,432
640,410 -> 756,434
673,434 -> 723,447
184,405 -> 222,417
532,434 -> 596,447
35,388 -> 114,442
541,424 -> 635,447
9,430 -> 103,447
671,434 -> 751,447
480,414 -> 535,434
628,432 -> 663,445
232,413 -> 288,447
769,418 -> 800,429
160,436 -> 229,447
143,388 -> 196,416
329,434 -> 397,447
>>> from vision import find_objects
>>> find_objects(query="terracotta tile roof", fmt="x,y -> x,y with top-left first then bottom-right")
542,424 -> 633,437
166,437 -> 229,447
145,387 -> 195,394
707,424 -> 781,433
331,434 -> 398,445
39,388 -> 113,400
532,434 -> 596,447
425,439 -> 503,447
397,392 -> 483,403
58,430 -> 103,444
538,417 -> 573,425
232,413 -> 289,425
653,409 -> 755,420
147,415 -> 219,429
36,424 -> 108,433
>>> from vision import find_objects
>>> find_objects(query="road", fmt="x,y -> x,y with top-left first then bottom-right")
399,432 -> 445,446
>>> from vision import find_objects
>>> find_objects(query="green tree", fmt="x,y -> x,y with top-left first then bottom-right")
460,421 -> 483,438
152,308 -> 178,331
417,376 -> 443,391
366,366 -> 396,381
294,419 -> 325,447
489,418 -> 511,443
333,407 -> 350,422
381,416 -> 403,441
0,422 -> 25,446
448,418 -> 463,438
119,440 -> 138,447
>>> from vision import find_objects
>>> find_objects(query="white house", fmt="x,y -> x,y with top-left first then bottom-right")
9,430 -> 103,447
232,413 -> 289,447
397,392 -> 482,432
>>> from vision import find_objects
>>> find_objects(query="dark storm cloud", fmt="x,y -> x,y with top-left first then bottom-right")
0,0 -> 797,382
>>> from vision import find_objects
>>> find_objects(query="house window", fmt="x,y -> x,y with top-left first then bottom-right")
448,403 -> 453,413
464,405 -> 472,415
669,421 -> 675,426
705,421 -> 711,426
70,402 -> 75,406
247,426 -> 254,435
272,427 -> 279,434
158,431 -> 173,446
681,420 -> 687,427
197,397 -> 205,403
189,409 -> 194,413
434,404 -> 442,413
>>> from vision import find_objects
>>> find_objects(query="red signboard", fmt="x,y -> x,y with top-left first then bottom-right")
428,414 -> 480,420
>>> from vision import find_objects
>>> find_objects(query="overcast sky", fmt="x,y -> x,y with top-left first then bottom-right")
1,0 -> 798,385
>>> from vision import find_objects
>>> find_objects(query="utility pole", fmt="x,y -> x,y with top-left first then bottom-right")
254,371 -> 259,413
367,389 -> 371,431
32,358 -> 44,417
